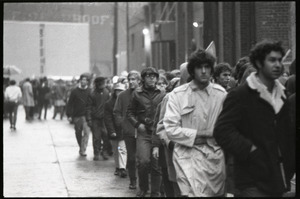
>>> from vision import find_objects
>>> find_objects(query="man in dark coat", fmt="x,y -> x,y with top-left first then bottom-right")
37,77 -> 51,120
214,40 -> 295,197
86,76 -> 110,161
66,74 -> 91,156
127,67 -> 165,197
113,70 -> 141,189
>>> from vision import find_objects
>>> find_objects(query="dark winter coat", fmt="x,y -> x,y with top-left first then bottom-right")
113,89 -> 135,137
37,84 -> 51,103
126,86 -> 165,133
86,88 -> 110,122
66,87 -> 91,118
213,82 -> 295,195
104,94 -> 122,140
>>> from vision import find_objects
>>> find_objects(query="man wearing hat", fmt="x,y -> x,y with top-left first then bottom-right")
66,74 -> 91,156
86,76 -> 110,161
127,67 -> 165,197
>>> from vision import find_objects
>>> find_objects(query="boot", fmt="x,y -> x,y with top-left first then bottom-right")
150,176 -> 162,197
129,178 -> 137,189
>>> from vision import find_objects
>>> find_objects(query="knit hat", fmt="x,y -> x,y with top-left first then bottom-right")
94,76 -> 106,83
141,67 -> 159,79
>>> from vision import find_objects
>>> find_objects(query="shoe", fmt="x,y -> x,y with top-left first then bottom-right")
102,151 -> 109,160
79,151 -> 87,156
114,168 -> 120,176
93,155 -> 101,161
150,193 -> 161,197
120,169 -> 127,178
136,190 -> 148,197
129,180 -> 137,189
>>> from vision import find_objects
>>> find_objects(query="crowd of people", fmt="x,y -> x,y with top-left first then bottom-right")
3,40 -> 296,197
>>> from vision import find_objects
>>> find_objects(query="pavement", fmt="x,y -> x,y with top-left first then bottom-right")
3,107 -> 136,197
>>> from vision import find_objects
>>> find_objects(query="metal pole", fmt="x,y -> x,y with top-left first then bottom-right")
126,2 -> 129,71
113,2 -> 118,76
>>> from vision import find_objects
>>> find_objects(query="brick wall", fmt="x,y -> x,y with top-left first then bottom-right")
222,2 -> 235,66
255,2 -> 291,51
240,2 -> 256,59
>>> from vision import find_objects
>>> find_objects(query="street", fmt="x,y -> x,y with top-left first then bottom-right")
3,107 -> 136,197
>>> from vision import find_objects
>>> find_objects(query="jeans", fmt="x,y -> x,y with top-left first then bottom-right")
235,187 -> 283,197
7,101 -> 19,127
111,140 -> 127,169
73,116 -> 90,153
91,118 -> 109,155
124,136 -> 137,182
136,131 -> 162,195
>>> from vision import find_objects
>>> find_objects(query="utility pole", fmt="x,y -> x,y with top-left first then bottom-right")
113,2 -> 118,76
126,2 -> 129,71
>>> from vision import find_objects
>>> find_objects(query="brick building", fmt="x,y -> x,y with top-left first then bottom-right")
127,2 -> 295,72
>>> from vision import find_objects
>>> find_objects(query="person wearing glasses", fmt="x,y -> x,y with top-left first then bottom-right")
127,67 -> 165,197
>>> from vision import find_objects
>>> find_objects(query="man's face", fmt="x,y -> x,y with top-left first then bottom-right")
144,73 -> 158,88
80,77 -> 88,87
128,75 -> 140,89
258,51 -> 283,80
194,63 -> 212,85
156,79 -> 167,91
96,81 -> 106,90
216,70 -> 231,88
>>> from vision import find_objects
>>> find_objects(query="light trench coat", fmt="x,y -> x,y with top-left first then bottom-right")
163,81 -> 227,197
22,81 -> 35,107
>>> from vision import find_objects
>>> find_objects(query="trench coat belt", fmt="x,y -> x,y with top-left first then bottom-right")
194,137 -> 208,145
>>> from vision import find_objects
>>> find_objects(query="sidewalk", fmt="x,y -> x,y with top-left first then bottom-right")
3,107 -> 135,197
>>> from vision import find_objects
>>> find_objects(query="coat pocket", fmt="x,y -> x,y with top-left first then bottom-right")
247,148 -> 271,181
181,106 -> 195,127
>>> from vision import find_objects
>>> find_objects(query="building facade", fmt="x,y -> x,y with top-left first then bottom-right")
127,2 -> 295,72
4,3 -> 115,77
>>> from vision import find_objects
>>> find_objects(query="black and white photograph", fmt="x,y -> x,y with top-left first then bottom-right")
3,2 -> 296,197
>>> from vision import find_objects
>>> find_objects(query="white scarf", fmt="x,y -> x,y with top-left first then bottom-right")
246,72 -> 286,114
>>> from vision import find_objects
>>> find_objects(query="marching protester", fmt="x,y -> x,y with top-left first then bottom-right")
213,62 -> 233,91
4,79 -> 22,130
105,81 -> 127,177
86,76 -> 110,161
37,77 -> 51,120
22,78 -> 35,121
163,49 -> 227,197
66,74 -> 91,157
113,70 -> 141,189
214,40 -> 295,197
151,62 -> 188,197
52,79 -> 67,120
127,67 -> 165,197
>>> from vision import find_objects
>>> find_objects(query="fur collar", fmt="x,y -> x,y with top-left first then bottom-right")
246,72 -> 286,114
